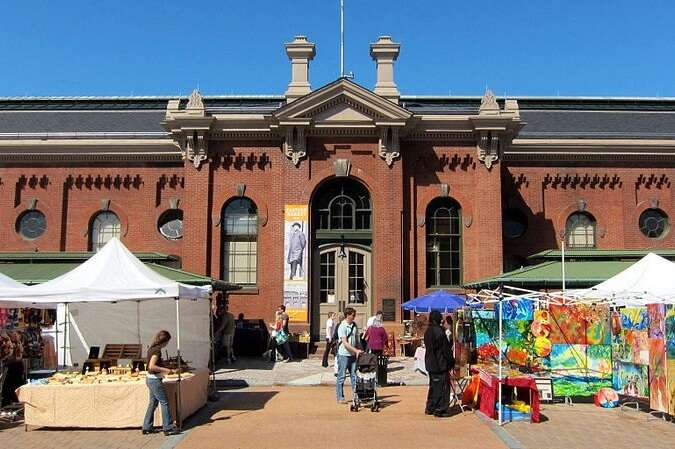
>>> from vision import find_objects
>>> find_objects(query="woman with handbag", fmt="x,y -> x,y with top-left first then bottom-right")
142,330 -> 180,436
268,305 -> 293,362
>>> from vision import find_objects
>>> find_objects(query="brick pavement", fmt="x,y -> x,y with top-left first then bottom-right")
504,403 -> 675,449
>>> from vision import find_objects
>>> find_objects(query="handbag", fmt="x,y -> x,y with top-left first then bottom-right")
275,330 -> 289,345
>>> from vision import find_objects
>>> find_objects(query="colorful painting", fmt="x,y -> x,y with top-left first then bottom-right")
620,307 -> 649,331
668,359 -> 675,415
648,338 -> 668,413
666,305 -> 675,359
549,305 -> 610,345
497,298 -> 534,321
474,313 -> 498,361
550,344 -> 612,397
647,304 -> 665,339
612,331 -> 632,363
613,361 -> 649,398
626,330 -> 649,365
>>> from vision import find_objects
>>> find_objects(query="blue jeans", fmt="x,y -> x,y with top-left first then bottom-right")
143,377 -> 173,431
335,354 -> 356,401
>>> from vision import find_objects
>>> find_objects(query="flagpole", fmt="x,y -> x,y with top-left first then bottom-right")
340,0 -> 345,77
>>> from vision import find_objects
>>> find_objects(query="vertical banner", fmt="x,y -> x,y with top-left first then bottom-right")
283,205 -> 309,322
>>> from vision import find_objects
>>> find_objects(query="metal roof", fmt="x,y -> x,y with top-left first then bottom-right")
464,260 -> 634,290
0,110 -> 168,134
528,249 -> 675,261
0,252 -> 173,262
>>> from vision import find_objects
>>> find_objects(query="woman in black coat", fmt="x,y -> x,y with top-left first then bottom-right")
424,311 -> 454,417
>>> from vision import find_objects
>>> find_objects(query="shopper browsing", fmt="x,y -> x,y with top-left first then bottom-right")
142,330 -> 181,436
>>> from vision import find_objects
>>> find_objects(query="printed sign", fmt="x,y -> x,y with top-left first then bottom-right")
283,205 -> 308,322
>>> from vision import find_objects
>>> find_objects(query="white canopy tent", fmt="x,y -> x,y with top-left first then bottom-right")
564,252 -> 675,306
0,238 -> 212,368
0,271 -> 25,289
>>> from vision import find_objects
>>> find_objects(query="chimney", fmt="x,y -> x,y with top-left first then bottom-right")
284,35 -> 316,102
370,36 -> 401,102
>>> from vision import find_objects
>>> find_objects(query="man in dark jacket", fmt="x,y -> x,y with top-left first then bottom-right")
424,310 -> 453,417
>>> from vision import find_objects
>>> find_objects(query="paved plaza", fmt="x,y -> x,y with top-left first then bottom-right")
2,357 -> 675,449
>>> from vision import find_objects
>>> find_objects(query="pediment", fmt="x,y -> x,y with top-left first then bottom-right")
273,78 -> 412,126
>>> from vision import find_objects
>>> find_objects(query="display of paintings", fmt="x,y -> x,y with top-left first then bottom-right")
620,307 -> 649,331
496,298 -> 534,321
612,331 -> 632,363
613,361 -> 649,398
648,338 -> 669,413
647,304 -> 665,339
666,305 -> 675,359
550,344 -> 612,397
549,305 -> 610,345
475,315 -> 497,348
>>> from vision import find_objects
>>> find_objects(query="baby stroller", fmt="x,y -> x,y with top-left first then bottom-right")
350,352 -> 380,412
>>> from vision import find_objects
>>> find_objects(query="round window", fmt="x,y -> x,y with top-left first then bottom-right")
503,208 -> 528,240
639,208 -> 669,239
158,209 -> 183,240
16,210 -> 47,240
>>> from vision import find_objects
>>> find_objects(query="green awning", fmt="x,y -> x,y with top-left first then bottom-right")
464,260 -> 635,290
528,248 -> 675,261
0,262 -> 212,286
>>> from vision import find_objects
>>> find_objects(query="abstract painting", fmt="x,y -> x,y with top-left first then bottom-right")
647,304 -> 665,339
550,344 -> 612,397
612,331 -> 632,363
666,305 -> 675,359
497,298 -> 534,321
549,305 -> 610,345
668,359 -> 675,416
626,330 -> 649,365
585,306 -> 611,345
648,338 -> 668,413
620,307 -> 649,331
613,361 -> 649,398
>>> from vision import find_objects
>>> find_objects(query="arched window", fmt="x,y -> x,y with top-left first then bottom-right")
222,198 -> 258,285
315,180 -> 371,231
565,212 -> 596,248
89,211 -> 121,252
426,198 -> 462,287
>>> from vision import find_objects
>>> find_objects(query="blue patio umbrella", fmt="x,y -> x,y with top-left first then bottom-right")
401,290 -> 468,313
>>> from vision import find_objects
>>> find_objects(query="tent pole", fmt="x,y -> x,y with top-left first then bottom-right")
498,283 -> 503,426
63,303 -> 69,369
208,294 -> 218,400
561,238 -> 566,295
175,297 -> 182,430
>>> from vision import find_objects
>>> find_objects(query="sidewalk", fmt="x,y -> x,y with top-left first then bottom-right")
213,355 -> 429,387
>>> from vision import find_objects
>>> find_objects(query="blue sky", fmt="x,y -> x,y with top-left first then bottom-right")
2,0 -> 674,97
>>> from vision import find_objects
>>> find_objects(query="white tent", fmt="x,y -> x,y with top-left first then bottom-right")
567,252 -> 675,306
0,238 -> 212,368
0,271 -> 25,289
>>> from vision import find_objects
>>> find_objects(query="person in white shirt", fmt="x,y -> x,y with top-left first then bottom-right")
322,312 -> 337,368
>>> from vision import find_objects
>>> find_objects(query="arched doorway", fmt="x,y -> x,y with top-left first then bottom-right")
311,178 -> 372,337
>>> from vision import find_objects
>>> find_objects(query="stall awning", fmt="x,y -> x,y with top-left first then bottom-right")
463,260 -> 634,290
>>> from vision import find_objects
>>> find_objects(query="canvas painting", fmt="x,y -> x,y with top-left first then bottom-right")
612,331 -> 632,363
585,305 -> 611,345
620,307 -> 649,331
626,330 -> 649,365
666,305 -> 675,359
497,298 -> 534,321
613,361 -> 649,398
648,304 -> 665,339
648,338 -> 668,413
550,344 -> 612,397
668,359 -> 675,416
549,305 -> 587,345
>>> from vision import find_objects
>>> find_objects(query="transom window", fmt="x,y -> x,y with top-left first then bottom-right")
90,211 -> 121,252
565,212 -> 596,248
315,181 -> 371,231
222,198 -> 258,286
426,198 -> 462,287
639,208 -> 669,239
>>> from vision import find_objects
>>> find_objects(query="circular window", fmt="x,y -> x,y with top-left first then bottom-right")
503,208 -> 528,240
639,208 -> 669,239
16,210 -> 47,240
158,209 -> 183,240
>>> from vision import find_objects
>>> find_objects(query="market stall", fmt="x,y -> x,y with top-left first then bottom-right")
0,238 -> 212,429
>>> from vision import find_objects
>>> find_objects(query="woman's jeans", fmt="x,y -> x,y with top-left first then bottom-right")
322,338 -> 335,367
143,377 -> 173,431
335,354 -> 357,401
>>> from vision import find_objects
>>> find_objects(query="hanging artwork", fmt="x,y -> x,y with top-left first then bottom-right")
611,330 -> 632,363
496,298 -> 534,321
668,359 -> 675,416
550,344 -> 612,397
648,338 -> 668,413
620,307 -> 649,331
474,312 -> 498,361
666,305 -> 675,359
626,330 -> 649,365
549,305 -> 610,345
585,306 -> 611,345
647,304 -> 665,339
613,361 -> 649,398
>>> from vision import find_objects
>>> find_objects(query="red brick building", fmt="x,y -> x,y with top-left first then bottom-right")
1,36 -> 673,337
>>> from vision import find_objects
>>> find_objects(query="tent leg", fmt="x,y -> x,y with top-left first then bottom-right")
208,297 -> 218,401
498,284 -> 503,426
175,298 -> 182,431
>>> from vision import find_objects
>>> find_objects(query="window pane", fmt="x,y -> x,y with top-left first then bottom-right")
222,198 -> 258,285
426,198 -> 462,287
90,211 -> 121,252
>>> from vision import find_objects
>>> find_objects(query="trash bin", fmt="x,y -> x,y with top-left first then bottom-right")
377,355 -> 389,386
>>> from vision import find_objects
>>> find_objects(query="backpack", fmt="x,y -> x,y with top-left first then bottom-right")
336,322 -> 356,350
